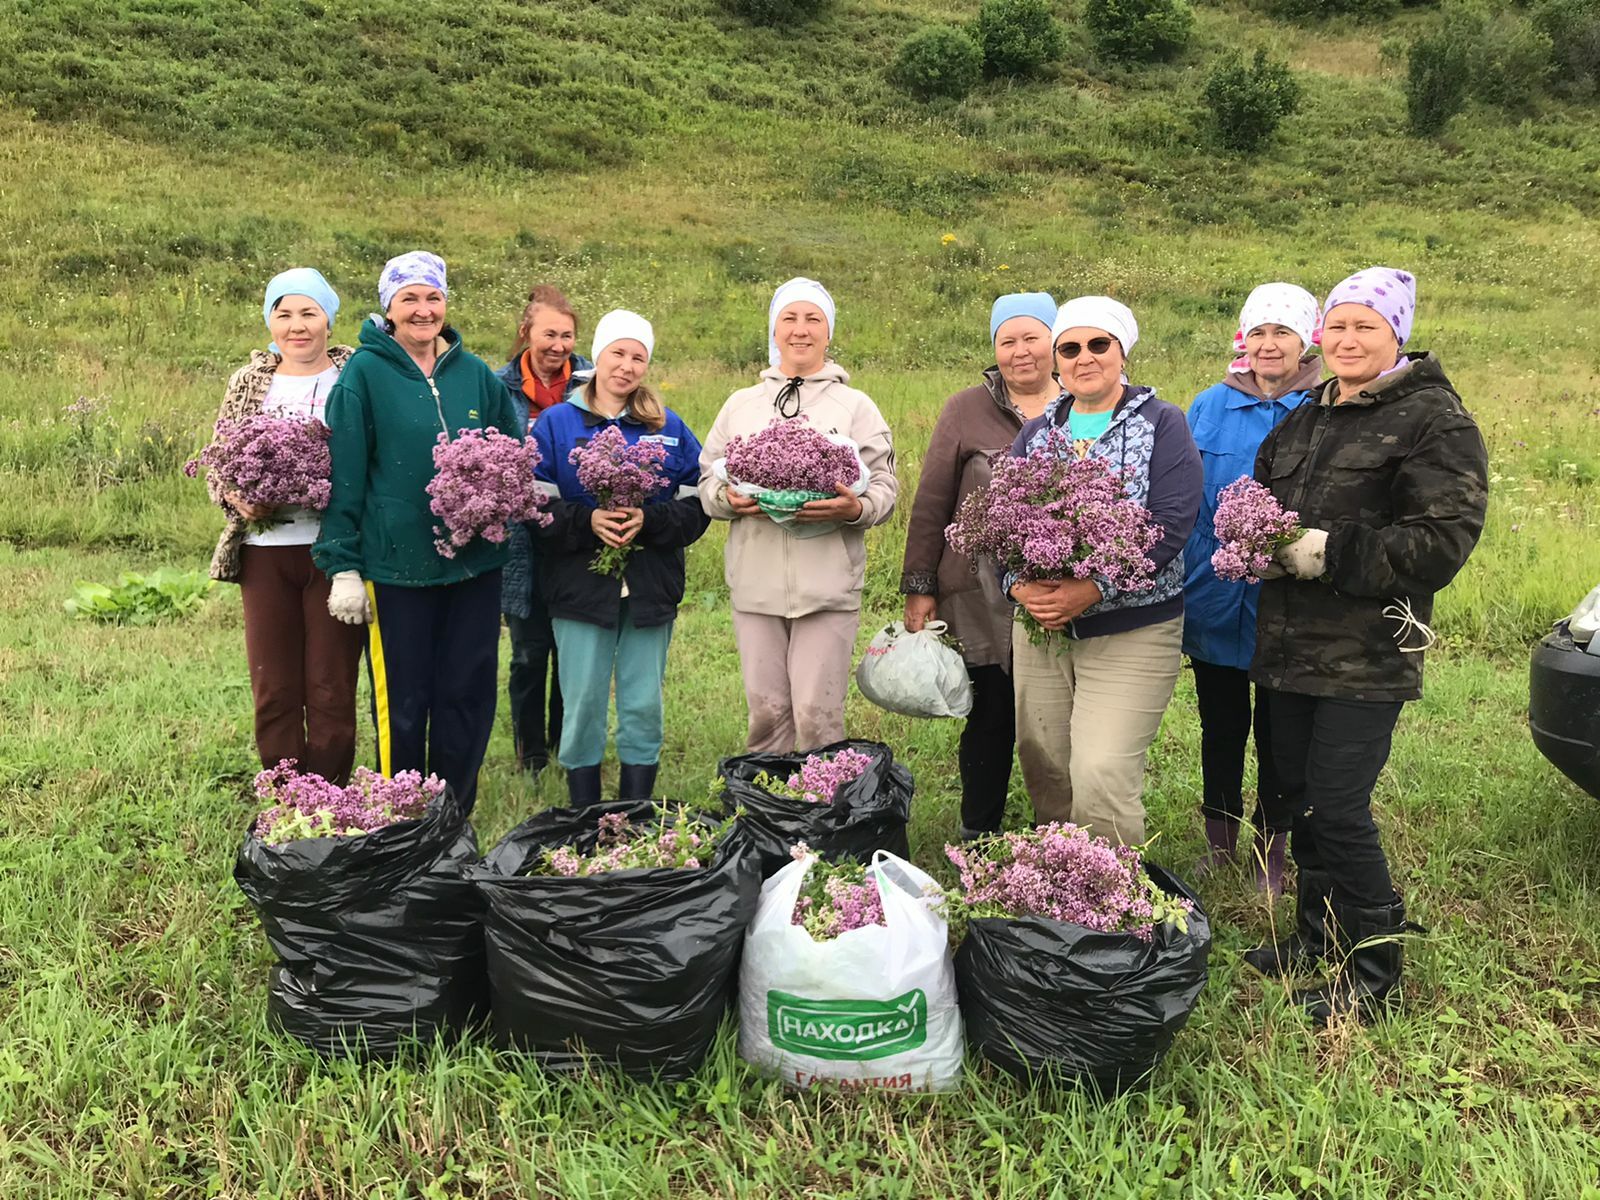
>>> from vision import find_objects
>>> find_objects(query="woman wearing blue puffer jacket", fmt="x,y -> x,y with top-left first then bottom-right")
1182,283 -> 1322,895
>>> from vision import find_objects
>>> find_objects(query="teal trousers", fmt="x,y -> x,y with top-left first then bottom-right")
552,601 -> 674,769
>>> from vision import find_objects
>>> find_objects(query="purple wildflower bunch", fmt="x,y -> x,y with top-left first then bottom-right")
788,848 -> 888,941
568,425 -> 669,578
762,747 -> 875,805
427,427 -> 551,559
251,761 -> 445,846
1209,478 -> 1302,584
945,823 -> 1191,942
535,805 -> 739,877
944,431 -> 1162,643
723,417 -> 862,496
185,414 -> 333,524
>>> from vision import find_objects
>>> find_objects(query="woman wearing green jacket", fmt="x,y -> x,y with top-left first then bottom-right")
313,251 -> 522,813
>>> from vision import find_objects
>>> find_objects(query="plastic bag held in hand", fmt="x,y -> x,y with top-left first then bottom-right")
1567,583 -> 1600,646
1276,528 -> 1329,579
327,571 -> 371,624
738,851 -> 964,1092
855,621 -> 973,719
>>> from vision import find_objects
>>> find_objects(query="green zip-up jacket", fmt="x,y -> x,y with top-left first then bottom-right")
313,318 -> 522,587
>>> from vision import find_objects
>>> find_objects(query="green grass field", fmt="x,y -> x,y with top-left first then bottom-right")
4,0 -> 1600,1194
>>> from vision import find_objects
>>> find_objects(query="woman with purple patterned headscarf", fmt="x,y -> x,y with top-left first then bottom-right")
1242,266 -> 1489,1025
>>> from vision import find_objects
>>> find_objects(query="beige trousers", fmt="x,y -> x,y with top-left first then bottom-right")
731,609 -> 861,753
1012,615 -> 1184,845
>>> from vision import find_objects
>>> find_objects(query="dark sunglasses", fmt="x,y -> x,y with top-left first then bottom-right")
1055,337 -> 1116,360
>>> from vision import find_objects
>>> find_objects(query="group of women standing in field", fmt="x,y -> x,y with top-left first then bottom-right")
204,251 -> 1487,1024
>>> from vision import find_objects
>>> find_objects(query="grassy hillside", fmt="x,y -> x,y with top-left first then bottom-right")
4,0 -> 1600,1195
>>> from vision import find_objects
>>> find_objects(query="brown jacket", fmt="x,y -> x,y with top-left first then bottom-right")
899,368 -> 1029,667
206,345 -> 355,582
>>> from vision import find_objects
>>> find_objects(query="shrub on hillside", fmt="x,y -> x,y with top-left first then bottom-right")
891,26 -> 984,101
1261,0 -> 1398,19
725,0 -> 822,24
1532,0 -> 1600,98
1203,50 -> 1302,153
1405,27 -> 1470,136
972,0 -> 1066,78
1085,0 -> 1194,64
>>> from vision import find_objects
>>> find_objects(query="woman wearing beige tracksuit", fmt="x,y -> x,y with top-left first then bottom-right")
698,278 -> 898,752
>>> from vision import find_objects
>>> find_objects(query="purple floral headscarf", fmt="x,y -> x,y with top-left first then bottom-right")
378,250 -> 448,311
1324,267 -> 1417,348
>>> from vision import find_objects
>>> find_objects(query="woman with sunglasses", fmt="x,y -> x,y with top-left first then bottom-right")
698,277 -> 898,752
1182,283 -> 1323,895
1006,296 -> 1202,845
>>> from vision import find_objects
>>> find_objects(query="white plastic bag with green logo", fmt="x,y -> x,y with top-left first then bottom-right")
737,851 -> 963,1092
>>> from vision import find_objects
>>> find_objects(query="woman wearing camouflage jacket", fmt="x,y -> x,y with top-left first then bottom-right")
1244,267 -> 1489,1025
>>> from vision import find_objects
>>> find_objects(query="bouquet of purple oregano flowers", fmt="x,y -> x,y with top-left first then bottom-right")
427,427 -> 551,559
756,747 -> 875,806
945,823 -> 1192,942
788,847 -> 888,941
718,417 -> 865,523
944,430 -> 1162,644
251,761 -> 447,846
568,425 -> 669,578
185,414 -> 332,530
534,805 -> 739,877
1209,478 -> 1302,584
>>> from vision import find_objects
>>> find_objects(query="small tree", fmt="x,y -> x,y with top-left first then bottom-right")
891,26 -> 984,101
1203,50 -> 1302,153
1085,0 -> 1195,65
1531,0 -> 1600,98
972,0 -> 1066,78
1404,28 -> 1470,137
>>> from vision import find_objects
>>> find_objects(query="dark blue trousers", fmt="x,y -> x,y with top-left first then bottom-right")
367,569 -> 501,814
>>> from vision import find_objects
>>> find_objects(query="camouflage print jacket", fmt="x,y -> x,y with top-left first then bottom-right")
206,345 -> 355,582
1249,353 -> 1488,702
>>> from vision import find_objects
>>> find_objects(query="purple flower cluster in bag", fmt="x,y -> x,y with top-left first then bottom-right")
184,414 -> 333,510
723,417 -> 860,493
944,823 -> 1191,942
426,427 -> 551,559
1209,478 -> 1302,584
779,747 -> 874,805
943,431 -> 1162,637
251,761 -> 445,846
788,849 -> 888,941
568,425 -> 669,578
537,806 -> 739,877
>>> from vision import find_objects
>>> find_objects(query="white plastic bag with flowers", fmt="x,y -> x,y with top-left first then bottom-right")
737,849 -> 963,1092
855,620 -> 974,719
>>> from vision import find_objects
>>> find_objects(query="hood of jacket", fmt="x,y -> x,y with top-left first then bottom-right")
1221,355 -> 1322,403
356,316 -> 464,375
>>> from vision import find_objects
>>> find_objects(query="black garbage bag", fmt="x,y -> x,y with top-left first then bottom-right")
954,866 -> 1210,1094
234,786 -> 485,1059
716,740 -> 914,877
469,800 -> 761,1081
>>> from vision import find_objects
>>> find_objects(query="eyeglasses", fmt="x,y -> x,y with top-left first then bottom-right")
1055,337 -> 1116,360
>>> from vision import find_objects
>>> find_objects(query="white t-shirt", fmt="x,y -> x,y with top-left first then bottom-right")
244,365 -> 340,548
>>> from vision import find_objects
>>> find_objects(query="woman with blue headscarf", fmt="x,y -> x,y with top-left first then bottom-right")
900,292 -> 1058,839
206,267 -> 365,782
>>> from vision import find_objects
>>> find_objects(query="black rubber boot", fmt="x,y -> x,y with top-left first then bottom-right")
1295,895 -> 1414,1025
565,764 -> 603,809
617,762 -> 658,802
1243,868 -> 1333,975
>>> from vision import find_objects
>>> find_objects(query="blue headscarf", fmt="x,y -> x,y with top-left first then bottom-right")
989,292 -> 1057,343
263,268 -> 340,354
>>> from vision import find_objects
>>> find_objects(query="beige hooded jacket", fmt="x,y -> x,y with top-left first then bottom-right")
698,363 -> 898,617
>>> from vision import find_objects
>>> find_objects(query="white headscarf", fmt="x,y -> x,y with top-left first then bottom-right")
1051,296 -> 1139,356
767,277 -> 836,368
1237,282 -> 1320,352
591,309 -> 655,362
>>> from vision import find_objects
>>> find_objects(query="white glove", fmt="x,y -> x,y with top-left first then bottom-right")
1568,582 -> 1600,645
1276,528 -> 1329,580
327,571 -> 372,625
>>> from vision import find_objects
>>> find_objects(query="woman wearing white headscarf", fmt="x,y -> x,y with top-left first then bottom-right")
1005,296 -> 1202,845
1182,283 -> 1322,894
205,267 -> 365,781
698,278 -> 898,752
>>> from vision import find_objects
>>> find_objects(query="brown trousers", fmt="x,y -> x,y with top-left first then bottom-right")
731,609 -> 860,753
238,544 -> 365,783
